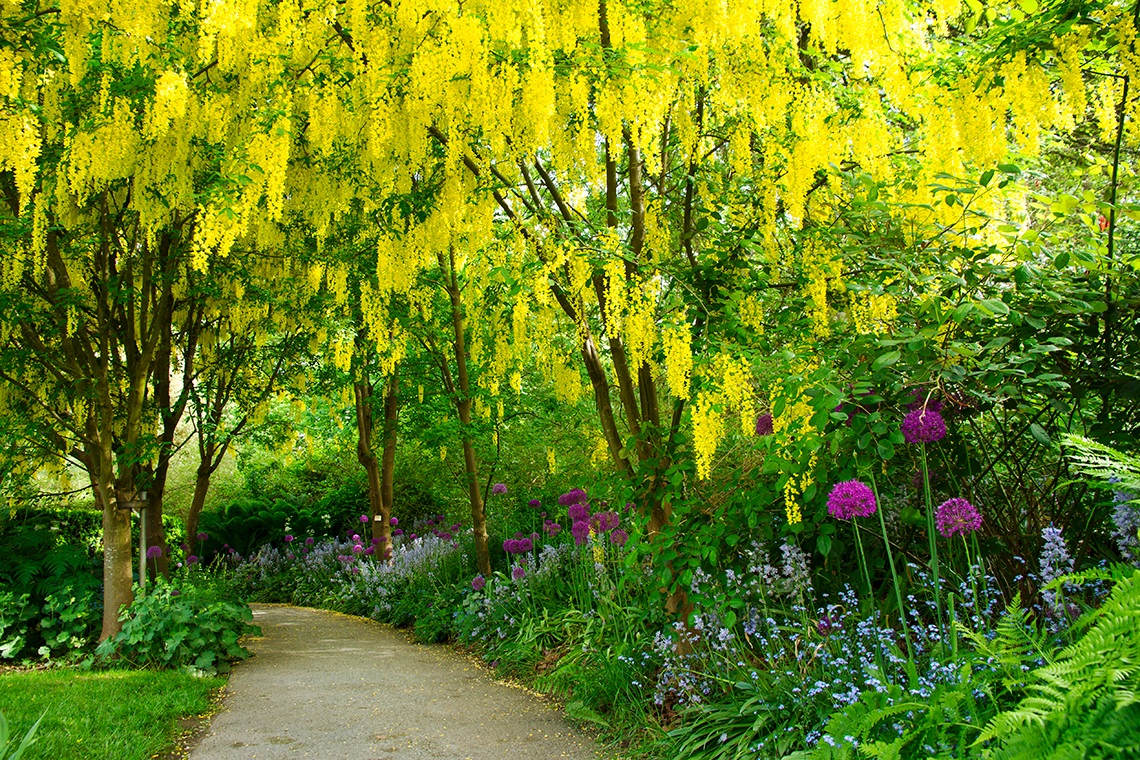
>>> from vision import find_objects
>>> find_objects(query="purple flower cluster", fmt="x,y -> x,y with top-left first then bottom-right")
528,499 -> 541,508
826,480 -> 877,520
491,483 -> 508,495
503,534 -> 534,555
360,514 -> 370,524
902,392 -> 946,444
935,498 -> 982,537
558,488 -> 588,506
559,488 -> 623,546
543,519 -> 562,537
902,407 -> 946,444
755,413 -> 774,436
145,545 -> 163,560
471,574 -> 486,591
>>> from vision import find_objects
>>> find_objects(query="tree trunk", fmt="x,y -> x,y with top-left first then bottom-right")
442,248 -> 491,576
354,378 -> 390,555
380,372 -> 399,550
185,455 -> 216,559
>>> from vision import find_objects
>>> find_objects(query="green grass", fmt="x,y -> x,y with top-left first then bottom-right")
0,668 -> 226,760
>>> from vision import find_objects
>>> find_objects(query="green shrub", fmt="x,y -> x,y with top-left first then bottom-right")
0,592 -> 35,660
37,584 -> 100,661
95,580 -> 259,674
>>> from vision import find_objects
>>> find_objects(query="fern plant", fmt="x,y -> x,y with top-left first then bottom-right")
978,567 -> 1140,758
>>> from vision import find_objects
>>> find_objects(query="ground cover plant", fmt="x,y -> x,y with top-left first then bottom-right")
0,669 -> 225,760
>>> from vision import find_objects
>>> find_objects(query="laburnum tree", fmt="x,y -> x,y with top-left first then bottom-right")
4,0 -> 1137,631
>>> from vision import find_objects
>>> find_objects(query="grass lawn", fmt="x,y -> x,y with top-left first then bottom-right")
0,668 -> 226,760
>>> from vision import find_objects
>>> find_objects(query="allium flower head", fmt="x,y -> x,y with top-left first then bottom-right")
558,488 -> 588,506
196,532 -> 208,541
935,498 -> 982,537
901,407 -> 947,444
352,544 -> 363,554
826,480 -> 877,520
146,545 -> 163,559
393,528 -> 403,536
492,483 -> 508,495
359,514 -> 370,523
568,502 -> 590,522
284,534 -> 295,543
511,566 -> 526,581
755,413 -> 774,436
305,537 -> 314,546
187,555 -> 199,565
571,519 -> 590,546
528,499 -> 541,508
389,516 -> 398,526
544,521 -> 562,538
610,528 -> 629,547
471,574 -> 486,591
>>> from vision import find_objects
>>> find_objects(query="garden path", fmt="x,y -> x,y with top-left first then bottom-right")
190,604 -> 609,760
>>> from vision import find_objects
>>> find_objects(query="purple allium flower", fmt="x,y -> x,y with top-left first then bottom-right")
518,537 -> 533,552
529,532 -> 540,542
571,519 -> 590,546
305,537 -> 314,545
935,498 -> 983,537
610,528 -> 629,547
503,539 -> 518,554
389,516 -> 398,526
472,574 -> 486,591
352,534 -> 361,543
187,555 -> 199,565
360,514 -> 370,523
826,480 -> 877,520
196,532 -> 208,541
372,537 -> 381,546
287,553 -> 295,560
755,413 -> 774,436
146,545 -> 163,559
170,589 -> 181,597
352,544 -> 363,554
439,531 -> 452,541
512,566 -> 526,581
568,502 -> 590,522
817,615 -> 837,636
597,511 -> 620,532
528,499 -> 541,508
544,522 -> 562,538
181,543 -> 189,552
284,534 -> 294,543
407,532 -> 416,540
492,483 -> 508,495
426,519 -> 435,526
364,546 -> 375,555
901,407 -> 947,444
558,488 -> 588,506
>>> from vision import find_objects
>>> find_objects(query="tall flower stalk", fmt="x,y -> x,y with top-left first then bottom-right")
868,468 -> 914,667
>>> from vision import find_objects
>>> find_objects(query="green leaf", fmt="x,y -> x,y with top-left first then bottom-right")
817,534 -> 833,557
1054,251 -> 1070,269
979,299 -> 1010,316
1029,423 -> 1051,446
877,438 -> 895,460
873,350 -> 901,371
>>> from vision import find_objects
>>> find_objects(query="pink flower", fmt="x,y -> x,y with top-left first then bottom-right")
827,480 -> 877,520
935,498 -> 983,537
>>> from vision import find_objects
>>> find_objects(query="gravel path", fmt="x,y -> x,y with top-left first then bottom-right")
190,605 -> 609,760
